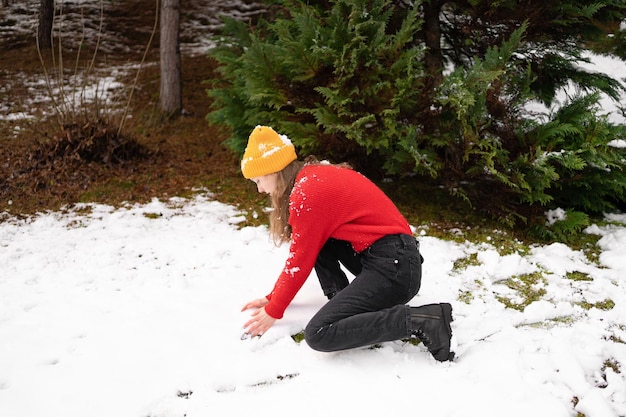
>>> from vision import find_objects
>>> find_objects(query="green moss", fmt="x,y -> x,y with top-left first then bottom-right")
478,231 -> 532,257
565,230 -> 604,265
516,315 -> 576,329
577,298 -> 615,311
453,253 -> 480,271
291,331 -> 305,344
403,338 -> 421,347
550,315 -> 576,325
495,271 -> 547,311
566,271 -> 594,282
458,290 -> 474,304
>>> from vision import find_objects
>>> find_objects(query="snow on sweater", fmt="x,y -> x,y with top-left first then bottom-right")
264,164 -> 412,319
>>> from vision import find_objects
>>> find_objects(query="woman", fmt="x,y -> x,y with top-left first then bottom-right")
240,126 -> 454,362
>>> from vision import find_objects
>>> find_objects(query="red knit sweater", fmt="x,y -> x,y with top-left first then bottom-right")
264,164 -> 412,319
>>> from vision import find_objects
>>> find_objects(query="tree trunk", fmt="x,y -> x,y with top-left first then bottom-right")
160,0 -> 182,117
37,0 -> 54,49
423,0 -> 444,94
420,0 -> 445,136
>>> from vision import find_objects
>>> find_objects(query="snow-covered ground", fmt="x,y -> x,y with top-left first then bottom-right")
2,3 -> 626,416
0,195 -> 625,417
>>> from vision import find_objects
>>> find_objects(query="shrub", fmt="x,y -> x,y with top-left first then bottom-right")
207,0 -> 626,236
207,0 -> 428,176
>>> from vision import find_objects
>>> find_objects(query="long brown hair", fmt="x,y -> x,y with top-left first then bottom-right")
268,156 -> 351,246
268,159 -> 305,246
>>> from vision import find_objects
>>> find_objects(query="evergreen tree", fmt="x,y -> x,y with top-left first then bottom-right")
208,0 -> 429,177
207,0 -> 626,237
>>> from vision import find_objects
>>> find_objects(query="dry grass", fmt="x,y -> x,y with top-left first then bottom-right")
0,53 -> 245,217
0,1 -> 252,218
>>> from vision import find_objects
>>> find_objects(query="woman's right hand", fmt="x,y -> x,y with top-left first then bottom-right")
241,297 -> 272,339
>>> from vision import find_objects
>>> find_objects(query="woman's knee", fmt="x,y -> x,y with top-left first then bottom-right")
304,323 -> 331,352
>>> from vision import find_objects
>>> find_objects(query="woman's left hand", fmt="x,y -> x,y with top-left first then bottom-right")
243,306 -> 277,338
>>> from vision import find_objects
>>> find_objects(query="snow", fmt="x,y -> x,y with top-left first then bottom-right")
2,2 -> 626,416
546,208 -> 568,226
1,194 -> 625,417
575,51 -> 626,125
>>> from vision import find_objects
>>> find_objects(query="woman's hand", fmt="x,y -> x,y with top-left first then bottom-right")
241,297 -> 269,311
241,298 -> 276,338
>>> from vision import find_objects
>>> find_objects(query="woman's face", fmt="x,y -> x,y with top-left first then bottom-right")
251,173 -> 278,195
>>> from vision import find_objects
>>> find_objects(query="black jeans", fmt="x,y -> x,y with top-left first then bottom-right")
305,234 -> 423,352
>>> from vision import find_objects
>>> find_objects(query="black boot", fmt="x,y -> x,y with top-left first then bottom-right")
410,303 -> 455,362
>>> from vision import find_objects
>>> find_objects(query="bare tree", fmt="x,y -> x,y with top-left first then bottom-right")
160,0 -> 182,116
37,0 -> 54,49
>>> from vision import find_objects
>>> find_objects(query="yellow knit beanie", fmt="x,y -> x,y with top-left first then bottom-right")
241,126 -> 297,179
